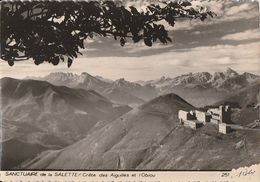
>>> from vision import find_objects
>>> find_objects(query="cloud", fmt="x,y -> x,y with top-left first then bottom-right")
173,1 -> 259,31
1,1 -> 259,81
221,29 -> 260,41
2,41 -> 259,81
226,3 -> 251,16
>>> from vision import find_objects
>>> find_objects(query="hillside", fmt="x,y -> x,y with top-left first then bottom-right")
136,124 -> 260,170
103,78 -> 157,102
1,139 -> 52,170
21,93 -> 194,169
22,92 -> 260,170
214,80 -> 260,109
213,80 -> 260,126
0,77 -> 131,169
104,87 -> 145,106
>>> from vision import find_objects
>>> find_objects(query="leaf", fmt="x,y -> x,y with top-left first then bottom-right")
89,32 -> 94,39
8,60 -> 14,66
132,35 -> 142,43
181,1 -> 192,7
67,57 -> 73,67
51,56 -> 59,65
144,38 -> 152,47
207,11 -> 216,18
129,6 -> 140,15
60,56 -> 65,62
79,40 -> 84,49
200,14 -> 207,21
34,56 -> 45,65
165,36 -> 172,42
120,37 -> 126,46
153,23 -> 159,29
147,5 -> 155,13
166,15 -> 175,27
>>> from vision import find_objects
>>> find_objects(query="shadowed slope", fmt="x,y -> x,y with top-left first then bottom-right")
214,80 -> 260,108
1,77 -> 131,169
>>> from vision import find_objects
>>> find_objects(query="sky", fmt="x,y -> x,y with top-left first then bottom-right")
0,0 -> 260,81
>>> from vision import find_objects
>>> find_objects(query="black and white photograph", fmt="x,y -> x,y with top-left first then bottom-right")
0,0 -> 260,172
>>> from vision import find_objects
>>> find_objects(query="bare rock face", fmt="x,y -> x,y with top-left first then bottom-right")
150,68 -> 259,91
142,68 -> 260,107
33,72 -> 158,106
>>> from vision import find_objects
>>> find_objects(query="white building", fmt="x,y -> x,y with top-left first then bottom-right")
195,110 -> 211,124
178,105 -> 233,133
178,110 -> 196,122
219,123 -> 232,134
178,110 -> 202,129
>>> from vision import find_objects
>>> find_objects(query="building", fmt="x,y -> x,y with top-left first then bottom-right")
178,110 -> 196,123
219,123 -> 232,134
207,105 -> 231,124
183,119 -> 203,130
178,110 -> 203,129
178,105 -> 233,133
195,110 -> 211,124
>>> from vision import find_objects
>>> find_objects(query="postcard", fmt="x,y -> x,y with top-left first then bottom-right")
0,0 -> 259,181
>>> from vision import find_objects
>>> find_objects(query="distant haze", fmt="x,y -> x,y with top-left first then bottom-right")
0,0 -> 259,81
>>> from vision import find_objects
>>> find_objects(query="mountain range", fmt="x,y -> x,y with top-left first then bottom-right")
139,68 -> 260,106
29,72 -> 157,107
2,68 -> 260,170
29,68 -> 260,107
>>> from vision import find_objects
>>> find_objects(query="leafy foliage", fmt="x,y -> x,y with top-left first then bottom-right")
1,1 -> 215,67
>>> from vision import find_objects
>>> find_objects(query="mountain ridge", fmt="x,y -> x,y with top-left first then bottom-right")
31,72 -> 158,106
25,68 -> 260,107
